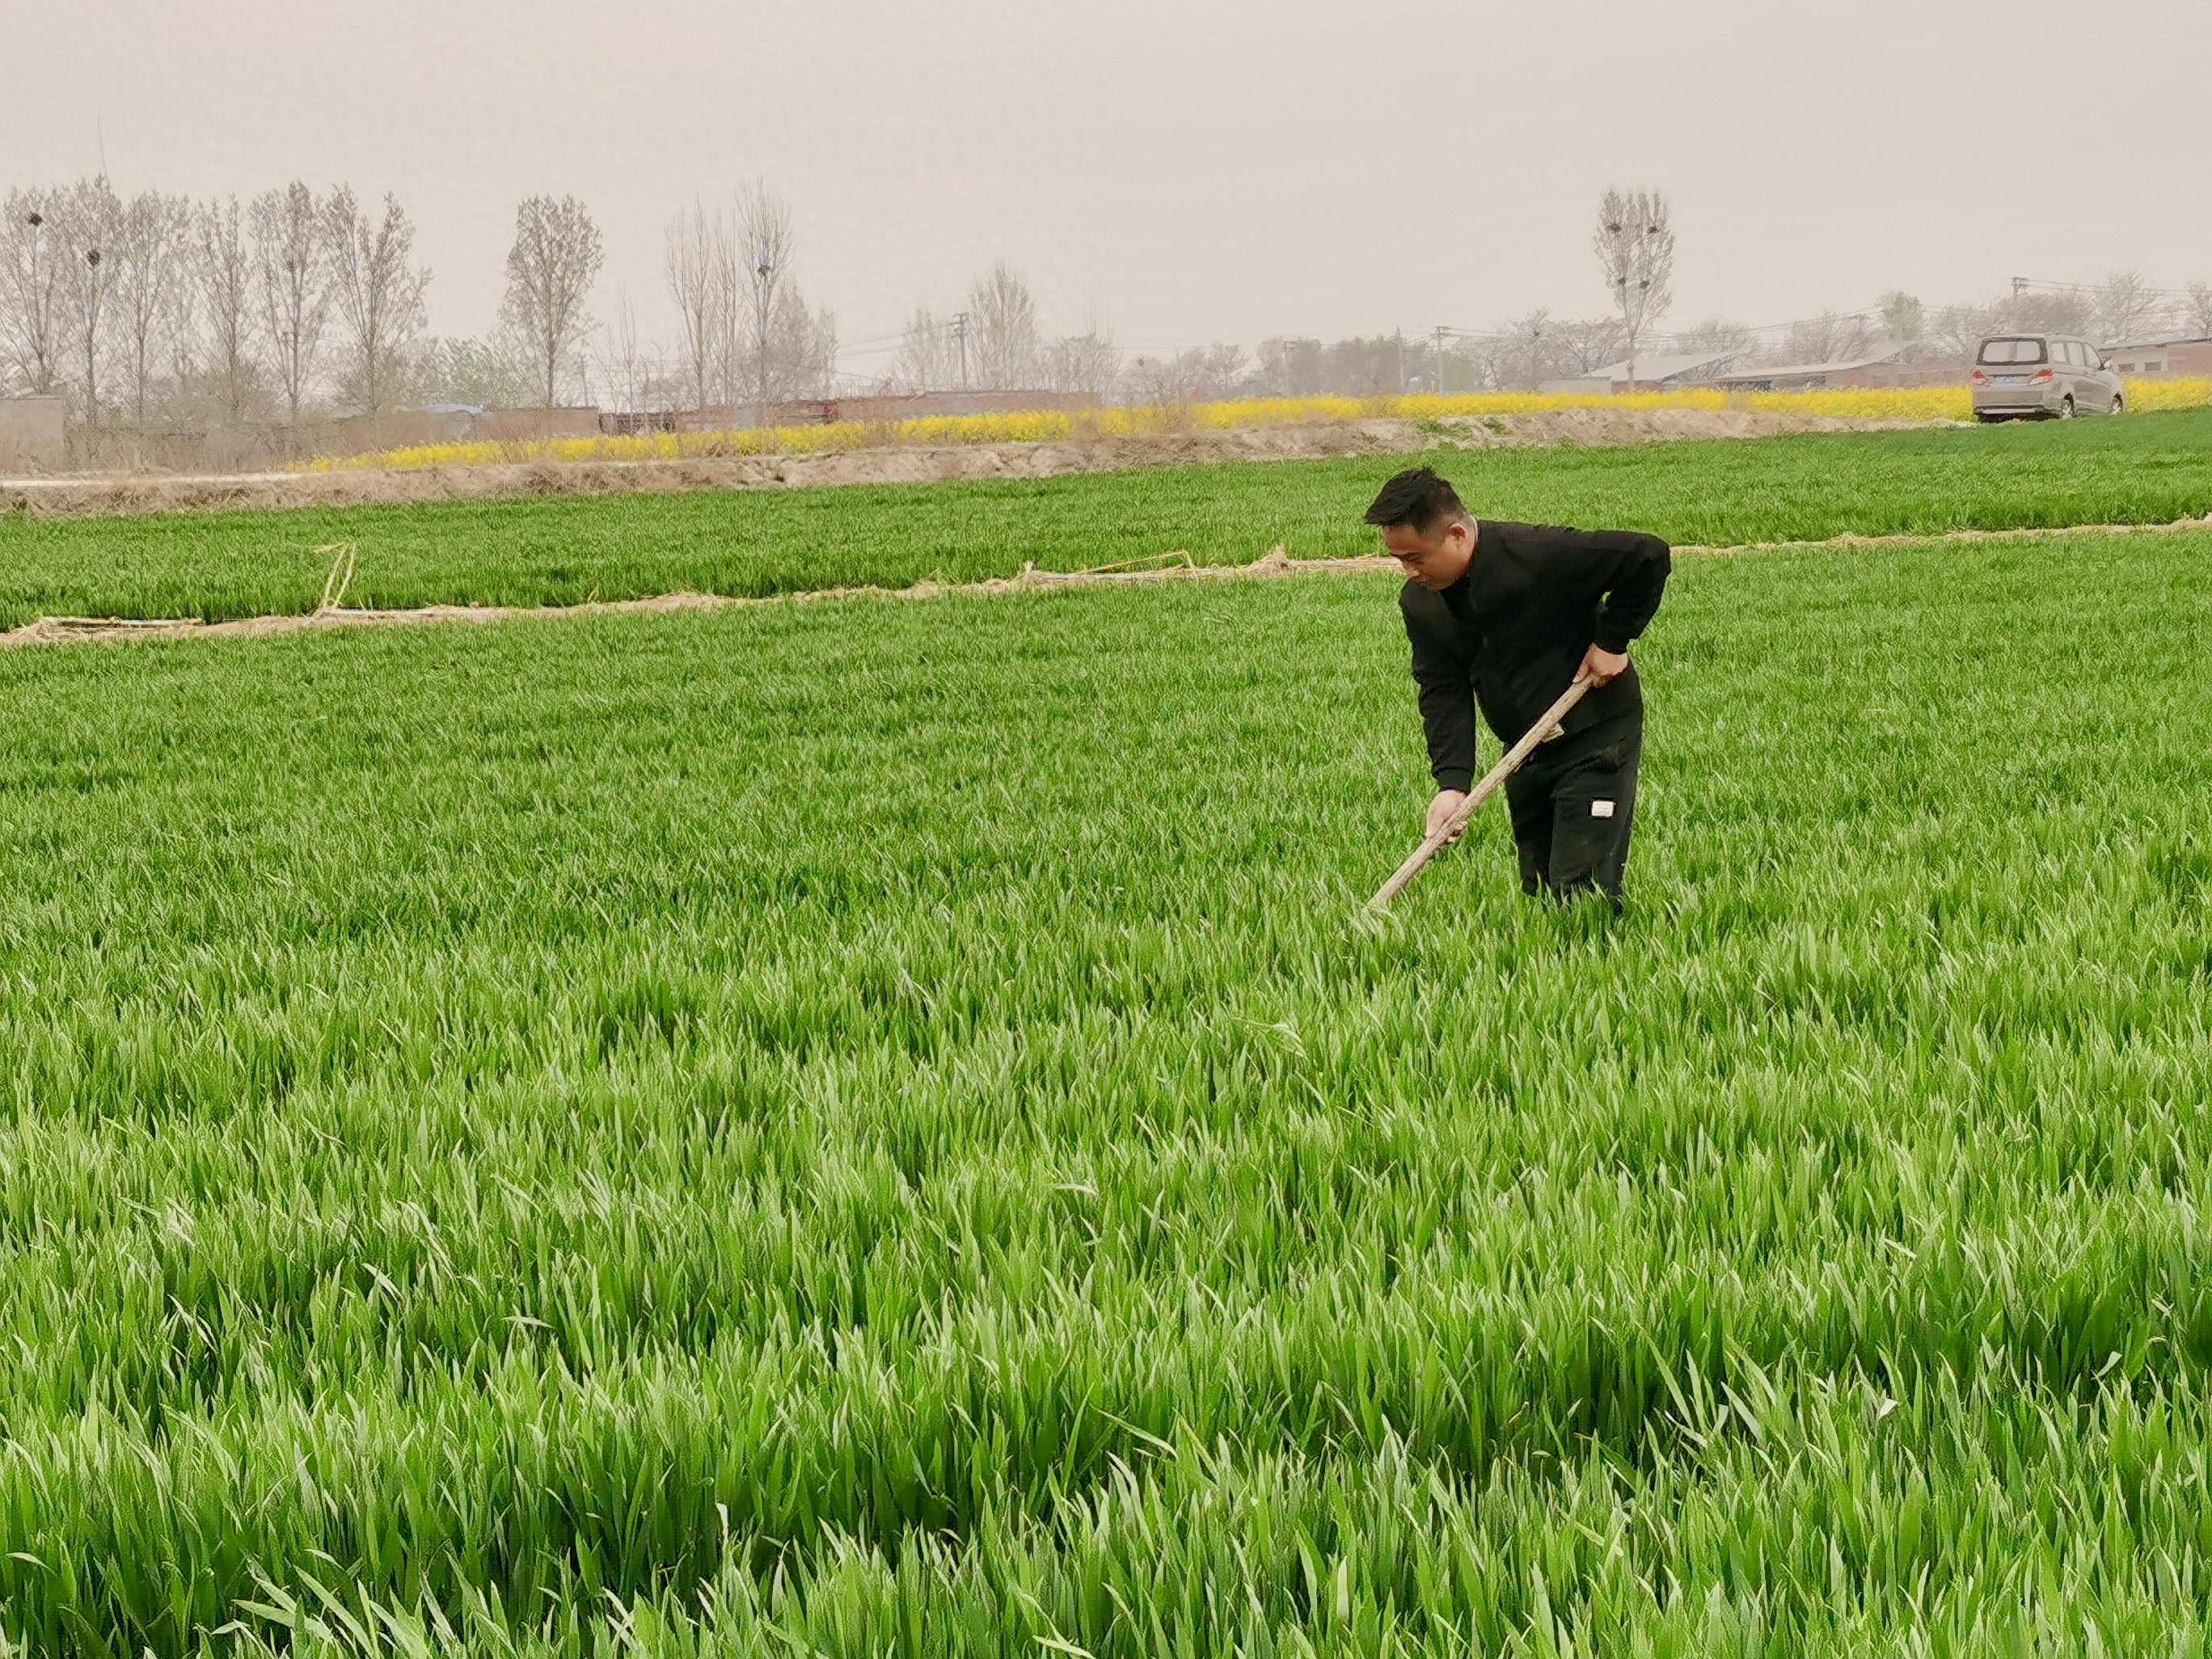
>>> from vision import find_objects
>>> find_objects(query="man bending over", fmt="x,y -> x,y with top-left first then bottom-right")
1366,466 -> 1671,910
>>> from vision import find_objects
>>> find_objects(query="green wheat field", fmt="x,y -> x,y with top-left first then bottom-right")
4,409 -> 2210,627
1,417 -> 2209,1655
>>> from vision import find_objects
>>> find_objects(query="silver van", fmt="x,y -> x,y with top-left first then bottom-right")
1971,335 -> 2125,421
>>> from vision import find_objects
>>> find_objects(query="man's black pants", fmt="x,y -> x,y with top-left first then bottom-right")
1503,711 -> 1642,906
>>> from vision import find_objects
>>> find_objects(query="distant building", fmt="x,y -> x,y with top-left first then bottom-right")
1537,348 -> 1740,395
2105,337 -> 2212,378
1712,346 -> 1907,392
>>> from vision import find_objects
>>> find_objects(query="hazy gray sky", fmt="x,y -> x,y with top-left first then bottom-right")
9,0 -> 2210,377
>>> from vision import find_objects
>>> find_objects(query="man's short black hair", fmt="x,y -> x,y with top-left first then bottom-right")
1364,466 -> 1467,534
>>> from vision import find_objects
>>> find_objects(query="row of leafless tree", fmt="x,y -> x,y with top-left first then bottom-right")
11,170 -> 2212,437
1690,276 -> 2212,376
0,175 -> 614,450
884,262 -> 1118,399
875,197 -> 1665,401
656,183 -> 838,424
1042,268 -> 2212,403
1908,275 -> 2212,363
0,175 -> 424,435
1105,187 -> 2212,397
1142,274 -> 2212,400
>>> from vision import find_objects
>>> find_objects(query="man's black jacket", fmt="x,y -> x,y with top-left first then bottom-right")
1400,519 -> 1671,792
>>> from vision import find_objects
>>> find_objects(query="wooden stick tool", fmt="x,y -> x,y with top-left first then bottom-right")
1365,674 -> 1594,914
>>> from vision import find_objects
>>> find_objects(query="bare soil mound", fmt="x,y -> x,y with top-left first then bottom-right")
2,408 -> 1932,521
11,513 -> 2202,656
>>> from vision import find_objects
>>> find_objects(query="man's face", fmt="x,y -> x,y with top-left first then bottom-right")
1381,516 -> 1475,591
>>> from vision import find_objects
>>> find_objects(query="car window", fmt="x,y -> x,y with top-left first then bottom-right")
1979,338 -> 2047,365
2058,341 -> 2079,365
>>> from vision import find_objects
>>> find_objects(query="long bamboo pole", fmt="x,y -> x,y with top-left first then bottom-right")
1364,674 -> 1594,914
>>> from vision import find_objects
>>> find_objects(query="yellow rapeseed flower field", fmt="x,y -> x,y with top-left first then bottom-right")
312,379 -> 2212,471
2125,376 -> 2212,412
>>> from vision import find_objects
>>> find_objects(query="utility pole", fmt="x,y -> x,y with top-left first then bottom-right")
952,310 -> 970,390
1433,326 -> 1448,395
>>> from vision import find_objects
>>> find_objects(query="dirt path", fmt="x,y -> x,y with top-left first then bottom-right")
0,407 -> 1933,521
6,513 -> 2206,654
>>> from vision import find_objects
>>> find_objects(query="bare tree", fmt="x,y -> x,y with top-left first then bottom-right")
2008,288 -> 2092,339
1784,310 -> 1873,365
1203,343 -> 1249,398
321,186 -> 429,425
593,289 -> 653,416
1455,331 -> 1506,392
1249,337 -> 1325,398
1312,336 -> 1401,396
969,260 -> 1041,390
161,246 -> 199,417
1432,341 -> 1484,394
809,305 -> 844,398
112,190 -> 191,438
1043,317 -> 1120,398
709,225 -> 738,414
2092,269 -> 2157,348
1878,290 -> 1925,358
662,201 -> 722,417
419,336 -> 538,407
1670,318 -> 1755,358
1127,342 -> 1247,405
637,365 -> 693,417
0,188 -> 65,394
1125,349 -> 1202,406
2186,280 -> 2212,339
501,194 -> 604,413
1931,285 -> 2096,355
1592,187 -> 1674,387
897,305 -> 958,391
252,182 -> 328,433
1552,316 -> 1626,374
193,196 -> 258,428
733,180 -> 796,424
1481,309 -> 1564,389
54,175 -> 125,445
1925,302 -> 1995,363
746,291 -> 837,408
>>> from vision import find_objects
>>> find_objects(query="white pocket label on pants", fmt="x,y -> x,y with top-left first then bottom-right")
1591,800 -> 1615,818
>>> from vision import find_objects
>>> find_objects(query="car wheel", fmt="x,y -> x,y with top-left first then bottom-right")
2110,395 -> 2125,415
2058,395 -> 2075,420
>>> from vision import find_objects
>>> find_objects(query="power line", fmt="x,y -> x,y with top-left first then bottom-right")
2012,273 -> 2200,300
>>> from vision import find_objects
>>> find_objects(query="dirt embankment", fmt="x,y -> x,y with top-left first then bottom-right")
11,513 -> 2206,654
1,407 -> 1932,521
